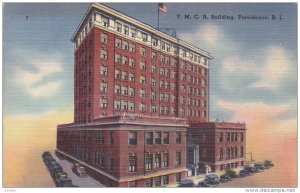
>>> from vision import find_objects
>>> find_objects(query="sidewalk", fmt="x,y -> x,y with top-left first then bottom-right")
53,154 -> 105,187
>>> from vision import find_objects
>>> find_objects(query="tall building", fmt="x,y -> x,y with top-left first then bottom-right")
56,3 -> 245,187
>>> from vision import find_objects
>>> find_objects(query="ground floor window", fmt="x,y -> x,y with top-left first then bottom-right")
175,173 -> 181,182
162,175 -> 169,185
128,181 -> 136,187
145,178 -> 153,187
154,176 -> 161,187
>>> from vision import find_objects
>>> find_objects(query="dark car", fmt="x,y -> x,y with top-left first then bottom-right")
57,178 -> 74,187
263,160 -> 274,169
244,165 -> 257,173
72,163 -> 87,178
225,169 -> 239,179
178,179 -> 195,187
51,165 -> 63,176
239,170 -> 251,177
42,152 -> 52,160
254,162 -> 266,172
198,174 -> 220,187
55,172 -> 68,185
219,174 -> 232,183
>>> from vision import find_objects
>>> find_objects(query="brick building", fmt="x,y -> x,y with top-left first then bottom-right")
56,3 -> 245,187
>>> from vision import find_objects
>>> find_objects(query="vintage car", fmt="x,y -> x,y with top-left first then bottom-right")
198,174 -> 220,187
254,162 -> 266,172
263,160 -> 274,169
219,174 -> 232,182
178,179 -> 195,187
72,163 -> 87,178
225,169 -> 239,179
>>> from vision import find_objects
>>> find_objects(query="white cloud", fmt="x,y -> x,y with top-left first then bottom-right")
222,56 -> 258,73
13,58 -> 63,97
251,45 -> 290,89
27,81 -> 62,97
179,24 -> 222,44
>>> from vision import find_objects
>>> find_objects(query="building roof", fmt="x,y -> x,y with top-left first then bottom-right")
71,3 -> 212,59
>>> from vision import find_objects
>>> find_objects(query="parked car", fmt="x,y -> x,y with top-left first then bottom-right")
57,178 -> 74,187
239,170 -> 251,177
254,162 -> 266,172
51,165 -> 63,176
263,160 -> 274,169
219,174 -> 232,183
55,172 -> 68,185
198,174 -> 220,187
178,179 -> 195,187
244,165 -> 257,173
225,169 -> 239,179
72,163 -> 87,178
42,151 -> 52,160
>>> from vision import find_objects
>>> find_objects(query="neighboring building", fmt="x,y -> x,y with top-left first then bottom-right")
187,122 -> 246,173
57,2 -> 246,187
56,3 -> 213,187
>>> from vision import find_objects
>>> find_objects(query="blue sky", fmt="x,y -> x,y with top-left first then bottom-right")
3,3 -> 297,125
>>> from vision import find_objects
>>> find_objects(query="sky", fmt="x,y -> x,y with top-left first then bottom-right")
2,3 -> 298,187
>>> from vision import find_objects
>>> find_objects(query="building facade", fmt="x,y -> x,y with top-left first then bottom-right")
56,3 -> 214,187
187,122 -> 246,173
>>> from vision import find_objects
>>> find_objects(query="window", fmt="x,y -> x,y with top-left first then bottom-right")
151,64 -> 156,73
175,173 -> 181,182
175,151 -> 181,165
140,102 -> 146,112
100,97 -> 108,108
131,28 -> 136,38
100,65 -> 108,75
129,58 -> 135,67
122,56 -> 128,65
146,132 -> 153,145
124,26 -> 129,35
163,132 -> 169,144
109,131 -> 114,144
240,133 -> 244,141
202,149 -> 207,158
128,181 -> 136,187
154,176 -> 161,187
145,178 -> 153,187
128,153 -> 137,172
152,38 -> 158,47
219,147 -> 223,160
181,73 -> 186,81
140,76 -> 146,84
176,132 -> 181,144
94,150 -> 104,167
154,154 -> 161,168
152,51 -> 156,59
160,55 -> 165,63
129,101 -> 135,111
121,100 -> 128,110
129,87 -> 135,96
154,132 -> 161,144
122,71 -> 128,80
151,79 -> 156,87
115,53 -> 121,63
101,33 -> 108,43
219,133 -> 223,142
102,16 -> 109,27
116,22 -> 122,32
129,43 -> 136,52
101,49 -> 107,60
145,153 -> 153,170
96,76 -> 107,91
95,131 -> 104,143
151,91 -> 156,100
202,133 -> 207,142
129,73 -> 135,82
108,151 -> 113,170
161,41 -> 165,50
162,153 -> 168,167
166,56 -> 170,64
115,38 -> 122,48
162,175 -> 169,185
115,84 -> 121,94
227,133 -> 230,141
166,43 -> 170,52
140,47 -> 146,56
140,61 -> 146,70
114,100 -> 121,109
142,33 -> 147,42
122,86 -> 128,95
240,146 -> 244,158
140,89 -> 146,98
151,105 -> 156,113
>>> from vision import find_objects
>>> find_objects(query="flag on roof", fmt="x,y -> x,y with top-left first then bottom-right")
158,3 -> 167,13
